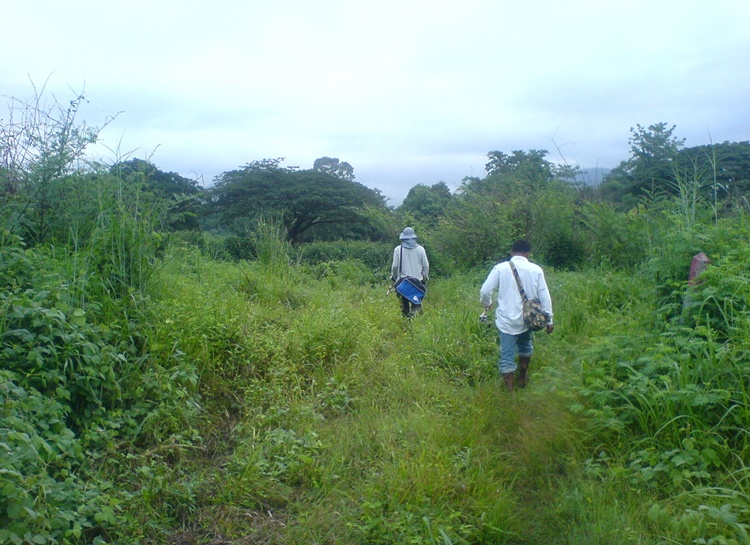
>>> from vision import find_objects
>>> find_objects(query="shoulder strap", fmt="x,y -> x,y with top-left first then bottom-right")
509,261 -> 529,302
399,245 -> 403,277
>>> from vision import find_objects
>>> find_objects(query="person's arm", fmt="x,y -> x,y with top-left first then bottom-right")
420,247 -> 430,281
390,247 -> 400,282
479,266 -> 499,309
537,272 -> 553,323
537,271 -> 554,333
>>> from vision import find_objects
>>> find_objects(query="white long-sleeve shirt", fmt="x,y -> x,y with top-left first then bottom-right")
479,255 -> 553,334
391,244 -> 429,282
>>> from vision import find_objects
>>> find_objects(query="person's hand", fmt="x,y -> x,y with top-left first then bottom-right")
546,323 -> 554,334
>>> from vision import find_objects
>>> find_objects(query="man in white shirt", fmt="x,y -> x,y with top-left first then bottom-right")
480,239 -> 554,392
391,227 -> 430,317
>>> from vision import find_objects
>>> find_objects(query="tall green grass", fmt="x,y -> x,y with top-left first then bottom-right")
122,240 -> 634,544
4,214 -> 750,544
100,228 -> 741,544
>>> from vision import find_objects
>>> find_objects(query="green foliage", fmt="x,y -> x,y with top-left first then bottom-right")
299,239 -> 392,275
428,149 -> 596,270
0,371 -> 118,545
432,191 -> 514,270
398,182 -> 454,227
0,285 -> 128,427
7,88 -> 750,544
550,268 -> 647,341
646,496 -> 750,545
598,127 -> 750,221
644,215 -> 750,324
600,122 -> 686,206
0,229 -> 33,289
8,223 -> 750,544
578,202 -> 651,269
312,156 -> 355,181
484,149 -> 555,184
403,277 -> 498,384
526,184 -> 587,270
111,158 -> 203,231
0,234 -> 204,543
82,174 -> 168,298
207,158 -> 388,242
220,235 -> 256,261
578,325 -> 750,471
232,426 -> 324,486
574,220 -> 750,505
245,218 -> 295,272
682,244 -> 750,337
0,84 -> 111,247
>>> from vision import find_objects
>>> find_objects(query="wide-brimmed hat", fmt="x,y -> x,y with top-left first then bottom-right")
399,227 -> 417,239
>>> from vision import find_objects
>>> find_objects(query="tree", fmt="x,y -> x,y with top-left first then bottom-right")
457,150 -> 557,200
485,149 -> 554,182
313,157 -> 355,181
676,141 -> 750,206
209,159 -> 387,243
398,182 -> 453,224
0,81 -> 114,244
436,149 -> 587,269
600,123 -> 685,206
112,159 -> 203,230
113,159 -> 201,198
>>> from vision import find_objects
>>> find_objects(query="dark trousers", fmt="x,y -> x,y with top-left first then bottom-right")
397,293 -> 422,317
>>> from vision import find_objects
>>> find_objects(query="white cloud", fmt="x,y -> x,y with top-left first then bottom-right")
3,0 -> 750,202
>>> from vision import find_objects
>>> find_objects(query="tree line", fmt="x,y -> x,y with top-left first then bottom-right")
3,89 -> 750,277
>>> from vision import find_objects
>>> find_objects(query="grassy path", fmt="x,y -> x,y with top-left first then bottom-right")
139,254 -> 647,544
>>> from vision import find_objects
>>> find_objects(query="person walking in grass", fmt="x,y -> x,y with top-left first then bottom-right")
480,239 -> 554,392
390,227 -> 429,317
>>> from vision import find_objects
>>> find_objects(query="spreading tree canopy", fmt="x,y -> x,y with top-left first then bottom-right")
113,159 -> 202,198
209,158 -> 387,242
312,156 -> 355,181
111,159 -> 203,231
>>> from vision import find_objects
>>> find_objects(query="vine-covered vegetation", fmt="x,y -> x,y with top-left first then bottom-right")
2,89 -> 749,544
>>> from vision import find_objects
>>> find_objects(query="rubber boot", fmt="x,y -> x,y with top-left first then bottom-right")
517,356 -> 531,388
502,372 -> 515,393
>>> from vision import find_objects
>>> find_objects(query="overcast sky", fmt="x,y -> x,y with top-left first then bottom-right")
3,0 -> 749,204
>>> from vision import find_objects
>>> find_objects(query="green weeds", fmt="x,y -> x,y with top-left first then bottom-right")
5,209 -> 750,544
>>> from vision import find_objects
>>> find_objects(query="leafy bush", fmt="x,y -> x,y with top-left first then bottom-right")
680,233 -> 750,338
0,229 -> 34,290
432,193 -> 514,270
0,288 -> 123,426
300,240 -> 392,274
579,202 -> 652,269
221,235 -> 256,260
0,371 -> 118,544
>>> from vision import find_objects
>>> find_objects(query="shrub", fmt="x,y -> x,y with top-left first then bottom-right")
0,288 -> 123,426
0,371 -> 118,544
299,240 -> 392,274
